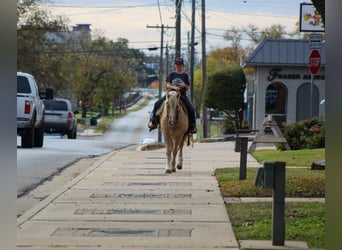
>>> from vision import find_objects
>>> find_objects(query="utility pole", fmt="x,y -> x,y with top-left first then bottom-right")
165,44 -> 170,77
175,0 -> 182,57
146,24 -> 175,142
159,25 -> 164,143
201,0 -> 208,138
190,0 -> 196,103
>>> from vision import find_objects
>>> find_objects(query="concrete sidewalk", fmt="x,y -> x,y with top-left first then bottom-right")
17,141 -> 309,249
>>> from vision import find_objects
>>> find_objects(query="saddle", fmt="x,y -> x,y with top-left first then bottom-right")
156,97 -> 187,117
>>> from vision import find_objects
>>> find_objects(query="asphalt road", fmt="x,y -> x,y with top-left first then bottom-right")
17,96 -> 159,197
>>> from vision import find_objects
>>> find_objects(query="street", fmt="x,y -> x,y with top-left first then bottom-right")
17,95 -> 158,197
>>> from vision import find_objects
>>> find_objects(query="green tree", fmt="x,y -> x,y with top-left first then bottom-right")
193,47 -> 244,118
73,36 -> 144,117
17,0 -> 68,88
246,24 -> 286,46
204,66 -> 246,128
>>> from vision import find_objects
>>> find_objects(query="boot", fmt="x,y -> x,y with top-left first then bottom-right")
189,123 -> 197,134
148,115 -> 159,131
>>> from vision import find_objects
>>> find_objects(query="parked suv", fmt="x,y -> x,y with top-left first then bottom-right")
43,98 -> 77,139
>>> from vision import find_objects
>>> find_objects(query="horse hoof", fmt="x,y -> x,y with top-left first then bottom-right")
172,168 -> 176,172
165,169 -> 172,174
177,165 -> 182,170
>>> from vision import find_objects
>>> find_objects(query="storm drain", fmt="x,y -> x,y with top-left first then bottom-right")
75,208 -> 192,215
90,193 -> 192,199
52,228 -> 192,237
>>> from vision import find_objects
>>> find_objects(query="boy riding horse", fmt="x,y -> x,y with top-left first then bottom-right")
148,57 -> 197,134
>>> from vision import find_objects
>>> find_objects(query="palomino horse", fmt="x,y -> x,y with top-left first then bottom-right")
160,91 -> 189,173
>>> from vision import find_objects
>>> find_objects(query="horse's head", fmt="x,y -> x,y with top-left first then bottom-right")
165,91 -> 181,127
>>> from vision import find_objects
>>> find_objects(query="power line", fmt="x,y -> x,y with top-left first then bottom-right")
41,3 -> 165,9
156,0 -> 164,24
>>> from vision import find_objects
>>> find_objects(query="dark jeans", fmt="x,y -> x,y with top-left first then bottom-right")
151,94 -> 196,127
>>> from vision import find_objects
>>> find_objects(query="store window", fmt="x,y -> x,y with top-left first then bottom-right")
265,82 -> 287,114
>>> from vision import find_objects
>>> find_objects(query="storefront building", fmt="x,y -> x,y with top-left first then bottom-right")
244,39 -> 325,130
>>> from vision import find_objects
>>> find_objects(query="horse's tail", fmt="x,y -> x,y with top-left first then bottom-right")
183,132 -> 191,147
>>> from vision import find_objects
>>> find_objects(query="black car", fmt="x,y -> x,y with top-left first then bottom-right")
43,98 -> 77,139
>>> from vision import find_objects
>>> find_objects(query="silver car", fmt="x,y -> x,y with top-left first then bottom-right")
43,98 -> 77,139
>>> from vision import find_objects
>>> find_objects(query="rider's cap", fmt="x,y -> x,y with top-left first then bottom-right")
174,57 -> 184,65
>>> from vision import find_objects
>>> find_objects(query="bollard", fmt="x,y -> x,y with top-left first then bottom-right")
254,161 -> 286,246
239,137 -> 248,180
235,136 -> 241,152
263,162 -> 274,189
272,161 -> 286,246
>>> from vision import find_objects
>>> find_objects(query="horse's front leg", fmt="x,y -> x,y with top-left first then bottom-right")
171,143 -> 178,172
165,139 -> 173,174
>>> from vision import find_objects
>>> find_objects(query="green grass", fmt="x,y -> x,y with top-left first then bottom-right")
194,122 -> 221,140
215,167 -> 325,197
251,148 -> 325,166
227,202 -> 325,249
128,96 -> 152,112
216,148 -> 325,249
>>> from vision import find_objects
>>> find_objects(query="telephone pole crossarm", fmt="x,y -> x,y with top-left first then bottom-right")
146,25 -> 176,29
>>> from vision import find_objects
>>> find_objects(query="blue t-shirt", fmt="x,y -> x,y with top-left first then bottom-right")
166,71 -> 189,96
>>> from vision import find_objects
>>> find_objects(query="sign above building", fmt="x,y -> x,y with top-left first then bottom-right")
299,3 -> 325,32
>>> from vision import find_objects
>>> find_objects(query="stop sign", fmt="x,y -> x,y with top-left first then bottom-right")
308,49 -> 321,75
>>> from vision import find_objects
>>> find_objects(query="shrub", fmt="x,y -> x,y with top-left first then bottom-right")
223,116 -> 235,134
278,117 -> 325,150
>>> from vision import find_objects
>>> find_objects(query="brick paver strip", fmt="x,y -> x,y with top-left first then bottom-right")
52,227 -> 192,237
74,208 -> 191,215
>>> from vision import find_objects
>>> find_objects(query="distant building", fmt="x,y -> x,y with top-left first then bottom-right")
71,24 -> 92,43
72,24 -> 91,33
244,39 -> 325,130
45,24 -> 92,48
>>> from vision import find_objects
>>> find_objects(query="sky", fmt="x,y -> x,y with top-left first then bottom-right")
41,0 -> 310,54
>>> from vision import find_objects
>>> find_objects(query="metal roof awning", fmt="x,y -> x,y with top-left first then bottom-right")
244,39 -> 325,67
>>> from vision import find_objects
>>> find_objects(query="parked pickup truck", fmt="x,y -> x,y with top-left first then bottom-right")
17,72 -> 45,148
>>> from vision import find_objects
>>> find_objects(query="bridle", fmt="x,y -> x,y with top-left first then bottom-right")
166,91 -> 181,127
